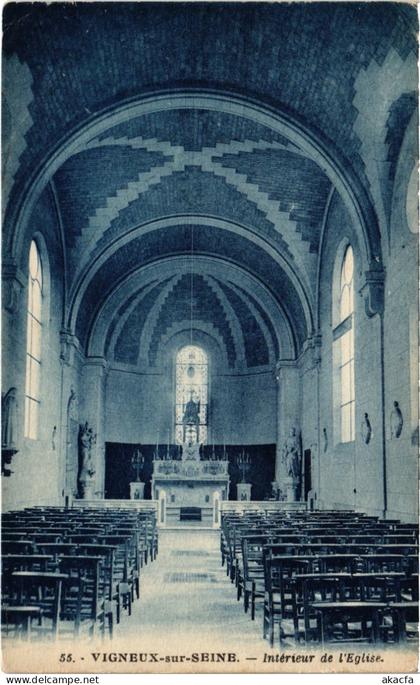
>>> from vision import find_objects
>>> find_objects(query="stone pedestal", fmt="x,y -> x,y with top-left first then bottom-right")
82,480 -> 96,500
237,482 -> 252,501
285,477 -> 300,503
130,482 -> 145,500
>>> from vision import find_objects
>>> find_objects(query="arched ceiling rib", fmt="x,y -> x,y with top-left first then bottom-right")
4,1 -> 416,228
54,122 -> 328,295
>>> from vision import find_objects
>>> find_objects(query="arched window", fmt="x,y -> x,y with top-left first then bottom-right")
24,240 -> 43,439
175,345 -> 208,445
333,245 -> 355,443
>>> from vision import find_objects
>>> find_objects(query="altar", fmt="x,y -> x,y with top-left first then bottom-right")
151,442 -> 230,527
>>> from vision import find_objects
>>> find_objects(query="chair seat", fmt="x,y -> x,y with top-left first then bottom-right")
3,605 -> 42,615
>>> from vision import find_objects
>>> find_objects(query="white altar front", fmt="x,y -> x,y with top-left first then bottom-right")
151,443 -> 230,527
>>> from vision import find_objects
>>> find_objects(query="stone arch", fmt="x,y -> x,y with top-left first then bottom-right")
7,89 -> 382,295
389,107 -> 418,251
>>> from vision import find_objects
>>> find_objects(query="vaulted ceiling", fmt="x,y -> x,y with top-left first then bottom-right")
3,2 -> 417,367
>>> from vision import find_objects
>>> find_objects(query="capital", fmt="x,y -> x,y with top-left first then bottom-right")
60,330 -> 82,366
360,263 -> 385,318
274,358 -> 297,383
83,355 -> 110,376
299,333 -> 322,370
2,259 -> 25,314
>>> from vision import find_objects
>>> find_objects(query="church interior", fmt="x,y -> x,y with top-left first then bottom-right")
2,1 -> 419,661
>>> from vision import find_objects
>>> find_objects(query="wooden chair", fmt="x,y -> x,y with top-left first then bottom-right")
77,544 -> 126,623
35,542 -> 78,558
2,606 -> 42,640
2,540 -> 35,555
346,574 -> 404,602
311,601 -> 387,644
387,602 -> 419,643
101,535 -> 138,605
297,574 -> 346,642
263,553 -> 310,646
8,571 -> 68,640
241,537 -> 266,619
2,554 -> 56,576
58,555 -> 112,638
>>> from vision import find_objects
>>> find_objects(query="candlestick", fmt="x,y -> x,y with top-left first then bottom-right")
236,450 -> 251,483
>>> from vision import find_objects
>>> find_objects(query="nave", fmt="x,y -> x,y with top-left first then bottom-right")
2,6 -> 418,675
2,504 -> 418,672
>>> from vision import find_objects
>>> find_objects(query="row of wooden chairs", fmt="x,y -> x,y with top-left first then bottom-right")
2,506 -> 158,641
263,552 -> 418,646
220,509 -> 418,648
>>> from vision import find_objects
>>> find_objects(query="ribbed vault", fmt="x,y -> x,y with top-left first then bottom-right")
88,256 -> 294,371
3,3 -> 417,366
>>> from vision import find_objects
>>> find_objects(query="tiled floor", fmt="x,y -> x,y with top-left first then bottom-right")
113,528 -> 267,653
111,530 -> 418,672
3,530 -> 415,674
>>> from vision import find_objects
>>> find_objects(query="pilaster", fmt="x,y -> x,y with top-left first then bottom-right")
80,356 -> 109,498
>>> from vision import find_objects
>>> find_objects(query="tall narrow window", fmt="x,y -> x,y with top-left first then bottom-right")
175,345 -> 208,445
333,245 -> 355,443
25,240 -> 43,439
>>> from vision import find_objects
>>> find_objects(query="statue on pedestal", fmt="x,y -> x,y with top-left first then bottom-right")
78,422 -> 96,498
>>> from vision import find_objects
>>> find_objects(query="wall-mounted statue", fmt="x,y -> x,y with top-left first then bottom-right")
390,401 -> 403,439
2,387 -> 18,450
361,413 -> 372,445
78,421 -> 96,498
2,387 -> 18,476
282,426 -> 302,483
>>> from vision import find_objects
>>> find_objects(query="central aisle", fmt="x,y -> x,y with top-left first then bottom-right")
114,528 -> 266,655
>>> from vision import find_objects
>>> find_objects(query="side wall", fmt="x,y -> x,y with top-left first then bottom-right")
2,186 -> 67,510
384,113 -> 418,520
316,187 -> 417,521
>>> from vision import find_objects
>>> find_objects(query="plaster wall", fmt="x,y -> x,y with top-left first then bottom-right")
104,365 -> 277,446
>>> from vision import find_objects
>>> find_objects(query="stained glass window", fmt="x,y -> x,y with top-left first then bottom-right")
175,345 -> 208,445
25,240 -> 43,439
